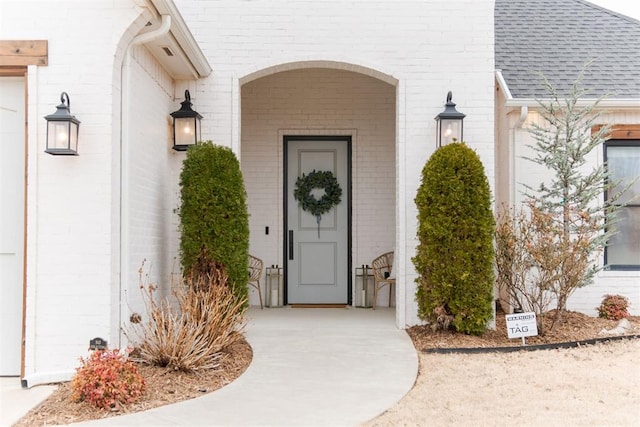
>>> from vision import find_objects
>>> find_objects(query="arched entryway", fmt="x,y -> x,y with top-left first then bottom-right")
239,62 -> 398,309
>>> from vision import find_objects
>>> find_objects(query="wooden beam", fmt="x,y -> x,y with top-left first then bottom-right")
0,66 -> 27,77
610,124 -> 640,140
593,124 -> 640,140
0,40 -> 48,66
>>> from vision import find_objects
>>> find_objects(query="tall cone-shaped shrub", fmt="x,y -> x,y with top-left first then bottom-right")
178,142 -> 249,302
413,142 -> 494,335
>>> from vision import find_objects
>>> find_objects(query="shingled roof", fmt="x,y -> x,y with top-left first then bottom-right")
495,0 -> 640,99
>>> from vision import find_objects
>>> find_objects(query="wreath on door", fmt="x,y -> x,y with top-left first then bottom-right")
294,170 -> 342,237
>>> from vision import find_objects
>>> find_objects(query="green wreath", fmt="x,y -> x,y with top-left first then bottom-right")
294,170 -> 342,217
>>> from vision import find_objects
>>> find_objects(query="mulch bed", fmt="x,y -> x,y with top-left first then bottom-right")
15,339 -> 253,426
409,309 -> 639,350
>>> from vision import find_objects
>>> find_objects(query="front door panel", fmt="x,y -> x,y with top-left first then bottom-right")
286,137 -> 349,304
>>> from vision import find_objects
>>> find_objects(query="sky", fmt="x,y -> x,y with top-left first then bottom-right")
585,0 -> 640,20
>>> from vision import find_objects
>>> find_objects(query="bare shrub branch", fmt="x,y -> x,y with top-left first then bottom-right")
495,203 -> 555,334
495,200 -> 602,333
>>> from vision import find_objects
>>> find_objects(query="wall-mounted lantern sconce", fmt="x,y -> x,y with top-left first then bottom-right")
171,89 -> 202,151
435,91 -> 465,147
44,92 -> 80,155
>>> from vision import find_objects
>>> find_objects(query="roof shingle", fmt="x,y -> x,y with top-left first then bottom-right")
495,0 -> 640,99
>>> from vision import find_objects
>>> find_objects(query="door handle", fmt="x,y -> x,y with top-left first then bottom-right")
289,230 -> 294,260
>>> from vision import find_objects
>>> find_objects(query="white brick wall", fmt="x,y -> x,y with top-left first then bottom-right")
124,45 -> 180,316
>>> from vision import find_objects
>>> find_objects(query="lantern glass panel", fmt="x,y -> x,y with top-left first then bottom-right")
52,122 -> 66,150
175,117 -> 197,147
48,121 -> 79,151
439,119 -> 462,146
69,121 -> 79,152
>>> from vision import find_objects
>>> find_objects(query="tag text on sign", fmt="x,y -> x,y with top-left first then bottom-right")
505,312 -> 539,339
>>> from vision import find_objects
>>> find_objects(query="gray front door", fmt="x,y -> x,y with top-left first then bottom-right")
285,136 -> 350,304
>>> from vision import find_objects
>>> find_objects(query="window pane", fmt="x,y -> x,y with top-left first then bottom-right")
608,146 -> 640,205
607,206 -> 640,266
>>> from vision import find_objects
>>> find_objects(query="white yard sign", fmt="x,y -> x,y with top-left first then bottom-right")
505,312 -> 539,340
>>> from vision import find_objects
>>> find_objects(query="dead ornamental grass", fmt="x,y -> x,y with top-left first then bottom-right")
128,264 -> 247,372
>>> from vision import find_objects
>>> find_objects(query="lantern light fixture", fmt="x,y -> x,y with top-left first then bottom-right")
44,92 -> 80,155
171,89 -> 202,151
435,91 -> 465,147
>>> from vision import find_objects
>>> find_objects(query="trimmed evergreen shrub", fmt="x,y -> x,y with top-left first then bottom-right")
178,142 -> 249,302
413,142 -> 495,335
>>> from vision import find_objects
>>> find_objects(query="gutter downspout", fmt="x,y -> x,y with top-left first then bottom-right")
118,14 -> 171,348
511,106 -> 528,205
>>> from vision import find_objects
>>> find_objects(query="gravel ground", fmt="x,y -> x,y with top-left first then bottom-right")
366,339 -> 640,427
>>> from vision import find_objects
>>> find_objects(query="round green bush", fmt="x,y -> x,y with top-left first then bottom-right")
178,142 -> 249,302
413,142 -> 495,335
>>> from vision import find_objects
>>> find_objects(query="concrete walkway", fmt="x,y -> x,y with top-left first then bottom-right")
4,307 -> 418,427
0,377 -> 56,426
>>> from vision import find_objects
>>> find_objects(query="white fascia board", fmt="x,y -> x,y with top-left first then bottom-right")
149,0 -> 212,78
495,69 -> 513,100
495,71 -> 640,110
505,97 -> 640,110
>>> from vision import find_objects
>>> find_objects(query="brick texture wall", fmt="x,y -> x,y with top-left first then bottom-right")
125,45 -> 181,314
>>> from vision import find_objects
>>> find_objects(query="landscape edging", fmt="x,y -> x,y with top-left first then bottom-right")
422,334 -> 640,354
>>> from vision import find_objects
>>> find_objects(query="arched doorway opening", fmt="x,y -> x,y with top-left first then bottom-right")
239,63 -> 398,309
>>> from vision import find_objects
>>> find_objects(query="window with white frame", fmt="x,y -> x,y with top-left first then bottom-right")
605,140 -> 640,270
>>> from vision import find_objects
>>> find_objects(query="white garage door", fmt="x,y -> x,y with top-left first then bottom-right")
0,76 -> 25,376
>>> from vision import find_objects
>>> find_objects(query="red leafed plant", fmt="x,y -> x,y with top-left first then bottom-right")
70,349 -> 146,410
596,294 -> 630,321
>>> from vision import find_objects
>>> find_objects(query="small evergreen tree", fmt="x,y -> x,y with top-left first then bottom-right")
523,70 -> 626,320
413,142 -> 495,335
178,142 -> 249,302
